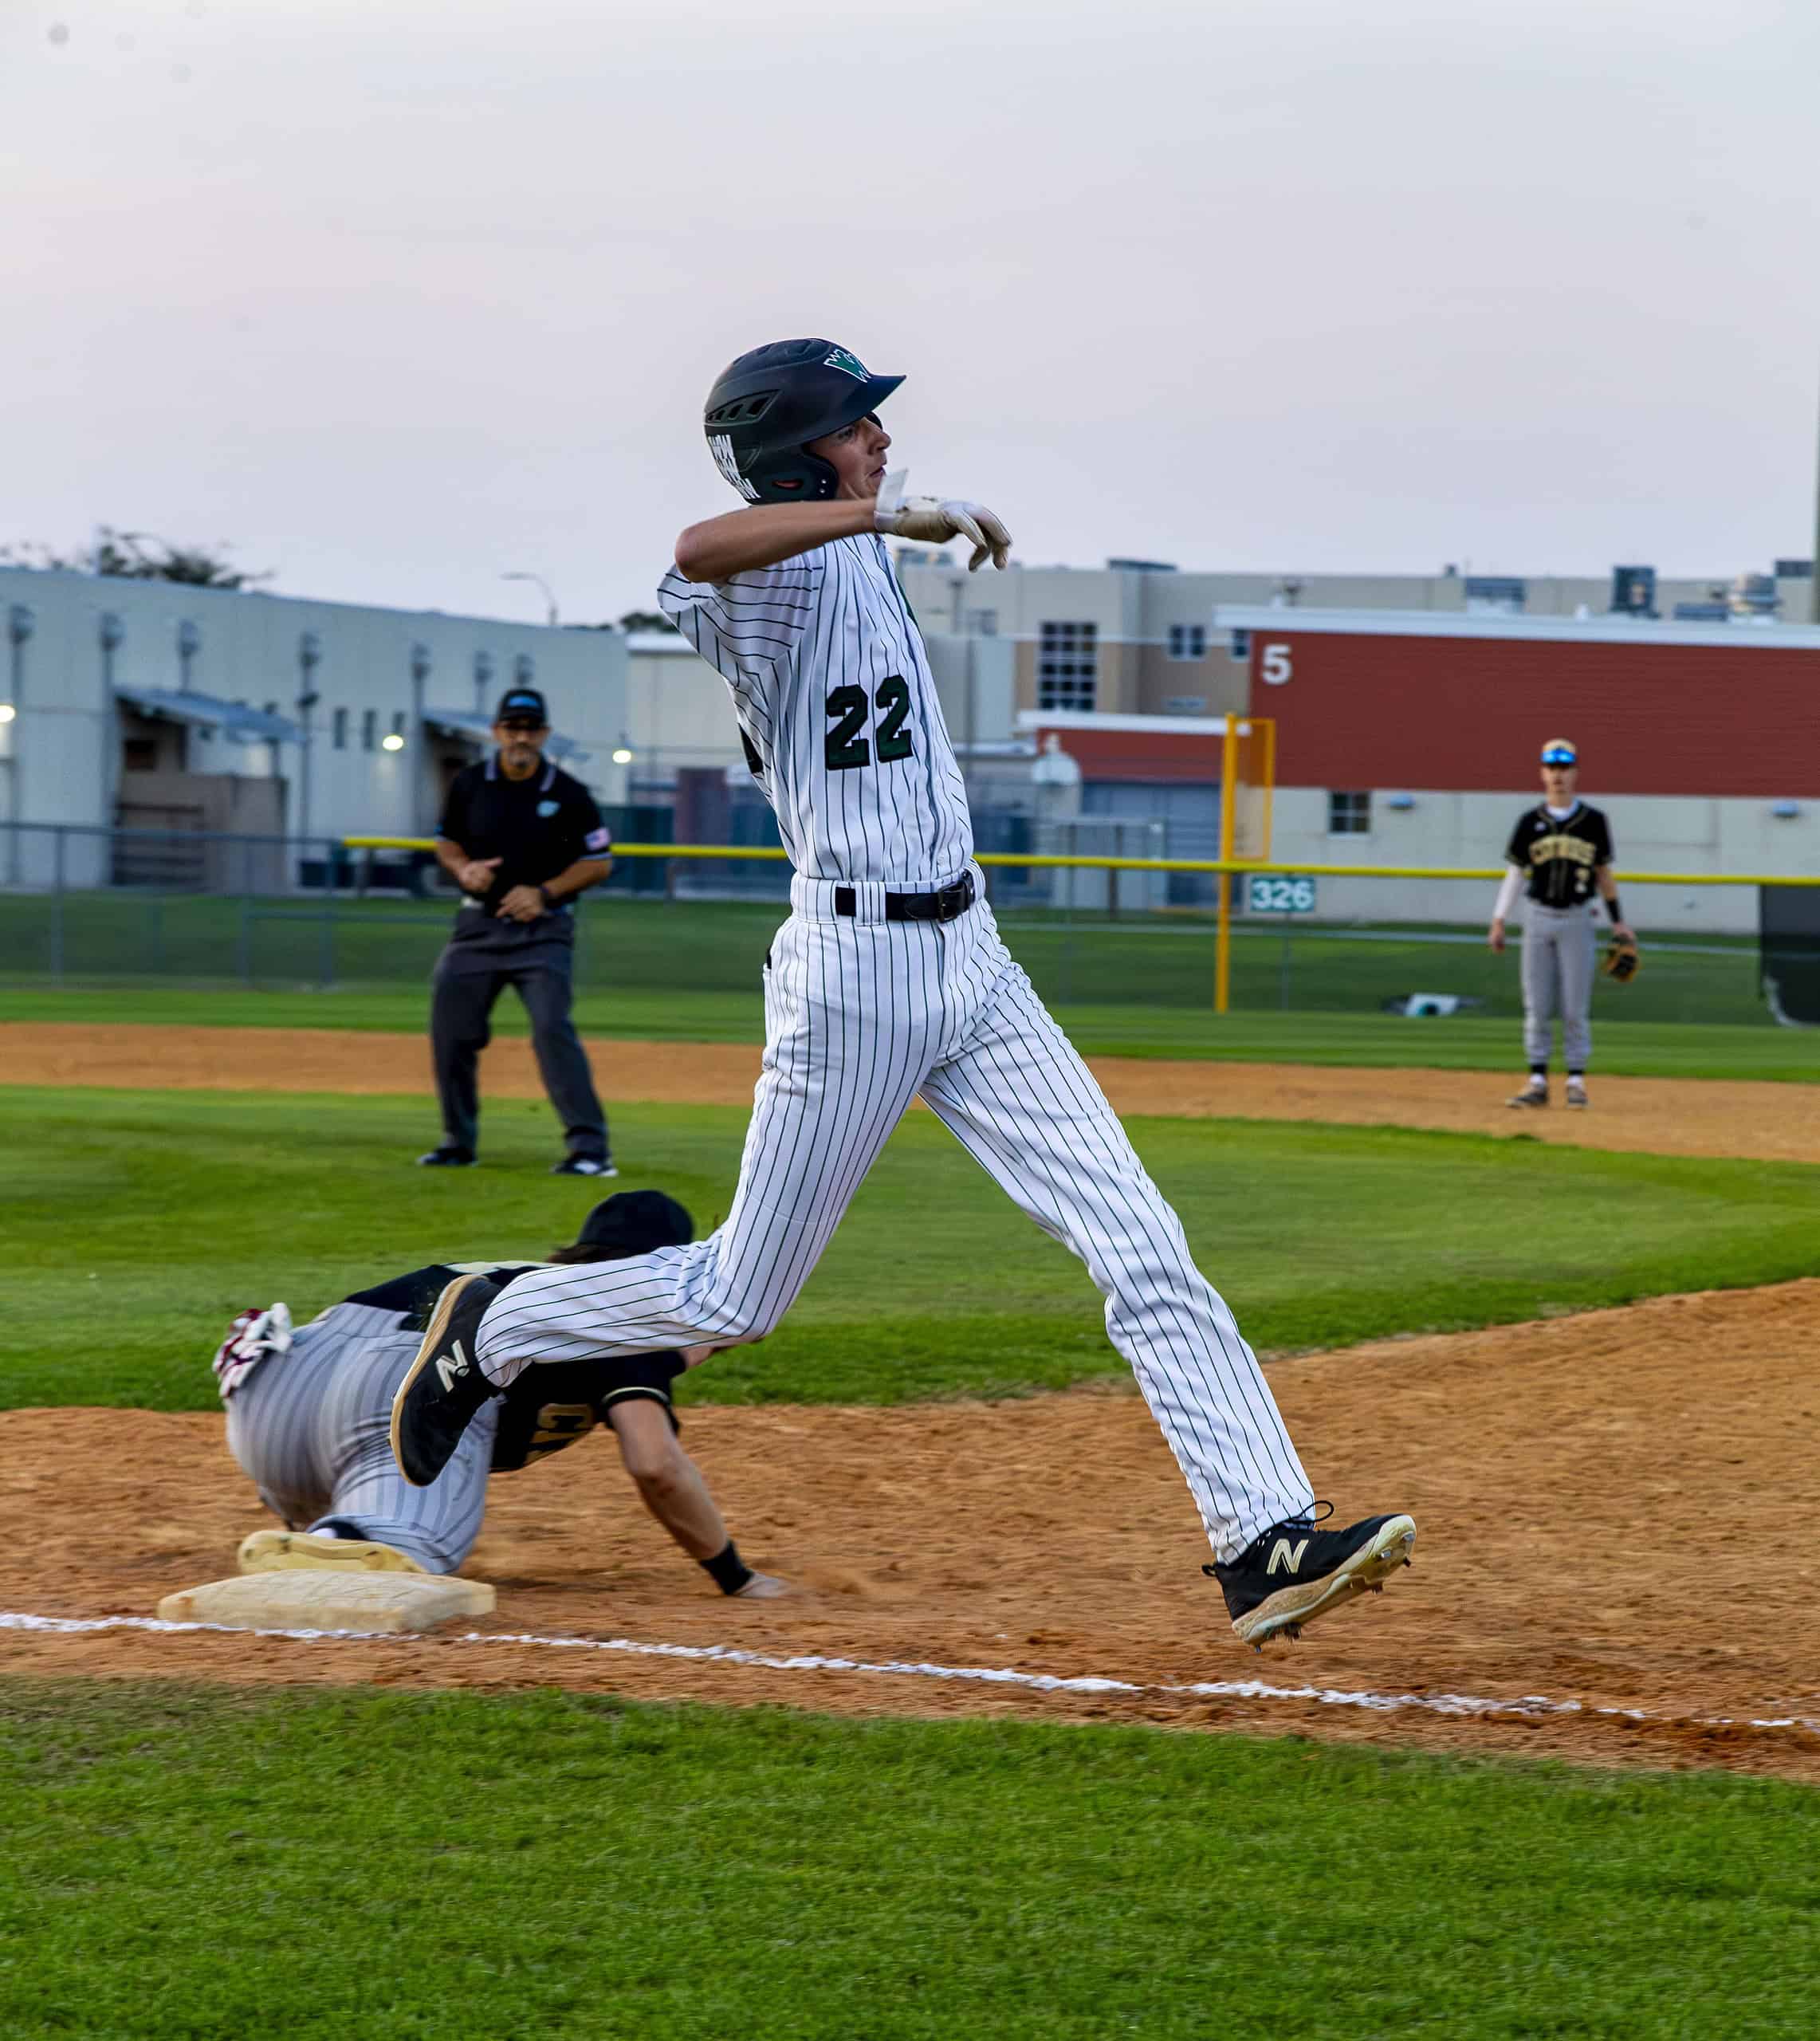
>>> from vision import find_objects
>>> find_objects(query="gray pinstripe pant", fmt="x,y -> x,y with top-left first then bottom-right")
1521,904 -> 1598,1070
224,1301 -> 499,1572
476,881 -> 1315,1562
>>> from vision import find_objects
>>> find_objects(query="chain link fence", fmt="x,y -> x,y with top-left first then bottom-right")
0,819 -> 1794,1028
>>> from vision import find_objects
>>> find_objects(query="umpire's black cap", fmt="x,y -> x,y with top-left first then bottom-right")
575,1190 -> 694,1257
494,685 -> 549,726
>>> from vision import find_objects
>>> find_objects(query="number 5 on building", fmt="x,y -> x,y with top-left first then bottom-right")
1260,643 -> 1292,686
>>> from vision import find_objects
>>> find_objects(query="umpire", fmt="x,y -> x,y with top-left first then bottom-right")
419,683 -> 616,1175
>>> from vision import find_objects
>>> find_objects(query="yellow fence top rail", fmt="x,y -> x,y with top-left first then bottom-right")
343,836 -> 1820,887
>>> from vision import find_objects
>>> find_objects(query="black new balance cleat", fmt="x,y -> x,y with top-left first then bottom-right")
389,1273 -> 503,1488
1208,1507 -> 1417,1649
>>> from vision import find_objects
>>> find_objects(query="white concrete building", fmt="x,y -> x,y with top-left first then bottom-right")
0,566 -> 627,889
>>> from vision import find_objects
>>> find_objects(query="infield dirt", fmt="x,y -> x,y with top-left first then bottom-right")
6,1281 -> 1818,1781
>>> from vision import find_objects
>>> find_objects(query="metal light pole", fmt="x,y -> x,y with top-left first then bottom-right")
409,640 -> 431,836
99,612 -> 124,830
176,617 -> 201,693
501,570 -> 559,627
296,631 -> 322,873
5,604 -> 31,883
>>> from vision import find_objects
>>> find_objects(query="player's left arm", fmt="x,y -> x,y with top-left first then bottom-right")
1594,864 -> 1635,945
607,1398 -> 787,1598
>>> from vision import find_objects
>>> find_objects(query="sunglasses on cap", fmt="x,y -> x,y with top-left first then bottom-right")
1540,746 -> 1577,766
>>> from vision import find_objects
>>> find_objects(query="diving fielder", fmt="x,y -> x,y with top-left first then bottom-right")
216,1192 -> 783,1599
1489,738 -> 1636,1110
392,339 -> 1415,1648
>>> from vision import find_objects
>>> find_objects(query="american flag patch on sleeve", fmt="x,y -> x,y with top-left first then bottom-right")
585,827 -> 612,854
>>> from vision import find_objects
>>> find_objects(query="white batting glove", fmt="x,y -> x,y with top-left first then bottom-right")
874,471 -> 1012,572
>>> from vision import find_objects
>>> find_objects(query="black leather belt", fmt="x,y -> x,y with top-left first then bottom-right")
833,871 -> 976,924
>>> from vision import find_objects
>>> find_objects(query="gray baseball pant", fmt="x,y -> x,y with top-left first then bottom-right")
1520,904 -> 1597,1070
430,910 -> 608,1161
222,1302 -> 498,1573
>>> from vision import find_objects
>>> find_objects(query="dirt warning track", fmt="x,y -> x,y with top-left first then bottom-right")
4,1021 -> 1818,1164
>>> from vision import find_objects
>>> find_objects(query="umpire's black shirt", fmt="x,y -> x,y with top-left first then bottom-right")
438,754 -> 612,914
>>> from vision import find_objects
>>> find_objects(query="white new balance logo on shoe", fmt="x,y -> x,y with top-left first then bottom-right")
1267,1536 -> 1309,1575
437,1341 -> 471,1393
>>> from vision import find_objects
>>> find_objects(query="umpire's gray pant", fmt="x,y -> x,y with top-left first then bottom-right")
1521,904 -> 1598,1070
222,1302 -> 497,1573
430,909 -> 607,1161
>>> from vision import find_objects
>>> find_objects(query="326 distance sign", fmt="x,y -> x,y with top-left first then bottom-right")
1244,873 -> 1318,915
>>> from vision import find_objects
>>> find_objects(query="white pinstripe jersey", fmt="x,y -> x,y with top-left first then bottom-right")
658,535 -> 973,886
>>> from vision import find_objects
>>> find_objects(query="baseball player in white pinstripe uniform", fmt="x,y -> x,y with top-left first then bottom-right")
394,340 -> 1415,1647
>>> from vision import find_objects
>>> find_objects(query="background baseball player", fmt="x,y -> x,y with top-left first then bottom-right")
216,1191 -> 783,1599
393,337 -> 1415,1650
1489,738 -> 1636,1109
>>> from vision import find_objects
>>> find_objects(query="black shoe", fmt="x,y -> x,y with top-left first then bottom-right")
416,1146 -> 477,1168
1506,1081 -> 1547,1110
1208,1507 -> 1417,1649
389,1273 -> 503,1487
550,1156 -> 617,1178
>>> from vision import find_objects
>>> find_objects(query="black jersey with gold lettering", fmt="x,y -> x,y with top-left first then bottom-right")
1504,801 -> 1613,908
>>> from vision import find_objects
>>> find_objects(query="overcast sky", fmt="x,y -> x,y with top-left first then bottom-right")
3,0 -> 1817,622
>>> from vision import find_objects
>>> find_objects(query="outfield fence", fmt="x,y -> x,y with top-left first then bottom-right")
1,819 -> 1816,1028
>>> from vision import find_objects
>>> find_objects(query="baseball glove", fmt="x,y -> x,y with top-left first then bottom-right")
1602,936 -> 1642,984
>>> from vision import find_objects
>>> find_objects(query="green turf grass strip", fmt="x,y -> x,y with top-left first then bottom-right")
2,983 -> 1815,1079
6,1088 -> 1818,1412
0,1680 -> 1815,2040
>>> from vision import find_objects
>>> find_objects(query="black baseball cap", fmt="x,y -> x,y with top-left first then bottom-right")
574,1190 -> 694,1256
494,686 -> 548,726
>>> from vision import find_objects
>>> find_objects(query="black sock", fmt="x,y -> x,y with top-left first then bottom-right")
700,1540 -> 754,1595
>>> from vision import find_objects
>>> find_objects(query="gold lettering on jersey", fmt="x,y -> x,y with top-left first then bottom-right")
527,1403 -> 598,1458
1528,834 -> 1596,867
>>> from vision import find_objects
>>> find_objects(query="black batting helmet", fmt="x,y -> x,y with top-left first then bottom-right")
703,338 -> 903,502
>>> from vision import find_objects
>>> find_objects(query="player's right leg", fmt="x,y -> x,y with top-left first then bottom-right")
427,942 -> 505,1162
1512,914 -> 1559,1105
470,911 -> 942,1386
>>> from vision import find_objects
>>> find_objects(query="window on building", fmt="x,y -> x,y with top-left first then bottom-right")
1327,790 -> 1371,836
391,710 -> 408,736
1228,628 -> 1251,661
362,709 -> 377,752
1163,695 -> 1205,714
1166,623 -> 1206,661
1036,621 -> 1098,711
331,707 -> 348,749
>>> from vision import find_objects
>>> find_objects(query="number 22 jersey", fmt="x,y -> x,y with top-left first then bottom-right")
658,535 -> 973,887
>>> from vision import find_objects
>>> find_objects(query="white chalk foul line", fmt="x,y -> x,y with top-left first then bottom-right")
5,1610 -> 1817,1739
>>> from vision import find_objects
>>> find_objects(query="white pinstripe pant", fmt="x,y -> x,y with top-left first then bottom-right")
477,873 -> 1313,1559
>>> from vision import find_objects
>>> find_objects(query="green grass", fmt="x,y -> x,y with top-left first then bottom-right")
2,1681 -> 1816,2040
0,884 -> 1783,1027
4,981 -> 1818,1079
6,1087 -> 1819,1412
